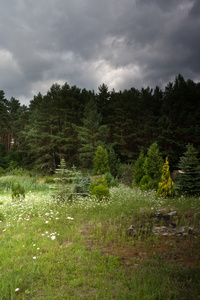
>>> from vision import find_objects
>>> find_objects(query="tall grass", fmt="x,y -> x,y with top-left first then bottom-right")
0,175 -> 51,195
0,176 -> 200,299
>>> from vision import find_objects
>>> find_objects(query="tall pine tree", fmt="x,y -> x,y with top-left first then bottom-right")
75,98 -> 108,169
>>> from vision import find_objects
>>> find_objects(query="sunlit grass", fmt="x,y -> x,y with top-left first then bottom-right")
0,179 -> 200,299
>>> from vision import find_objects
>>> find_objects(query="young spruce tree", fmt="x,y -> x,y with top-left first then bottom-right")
133,150 -> 145,186
93,145 -> 110,177
140,142 -> 163,189
176,144 -> 200,195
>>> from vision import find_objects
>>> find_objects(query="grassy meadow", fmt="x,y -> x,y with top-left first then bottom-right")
0,175 -> 200,299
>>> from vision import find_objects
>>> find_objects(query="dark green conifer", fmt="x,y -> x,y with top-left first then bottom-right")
176,144 -> 200,195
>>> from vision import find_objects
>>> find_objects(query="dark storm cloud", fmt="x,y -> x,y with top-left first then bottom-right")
0,0 -> 199,104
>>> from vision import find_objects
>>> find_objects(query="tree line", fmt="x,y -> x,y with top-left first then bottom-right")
0,74 -> 200,174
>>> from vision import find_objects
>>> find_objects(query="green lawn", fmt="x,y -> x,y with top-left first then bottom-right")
0,179 -> 200,299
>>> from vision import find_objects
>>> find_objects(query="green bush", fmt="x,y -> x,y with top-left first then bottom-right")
53,160 -> 91,201
89,178 -> 107,190
108,147 -> 121,178
133,151 -> 145,185
89,178 -> 110,200
104,172 -> 118,187
0,211 -> 4,222
93,145 -> 110,176
11,182 -> 25,200
90,184 -> 110,200
43,175 -> 55,184
0,167 -> 5,176
0,199 -> 3,221
121,164 -> 134,186
143,142 -> 163,189
139,175 -> 154,190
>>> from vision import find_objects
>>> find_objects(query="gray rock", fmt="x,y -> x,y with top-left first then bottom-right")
127,225 -> 138,236
167,211 -> 177,216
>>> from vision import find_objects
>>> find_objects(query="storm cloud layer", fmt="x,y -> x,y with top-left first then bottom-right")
1,0 -> 200,104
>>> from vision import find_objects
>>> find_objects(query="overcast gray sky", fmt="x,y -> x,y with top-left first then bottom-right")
1,0 -> 200,105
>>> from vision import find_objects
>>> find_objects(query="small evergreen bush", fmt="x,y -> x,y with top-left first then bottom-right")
90,184 -> 110,200
121,164 -> 134,186
54,159 -> 91,201
93,146 -> 110,176
70,172 -> 91,197
11,182 -> 25,200
143,142 -> 163,189
108,147 -> 121,178
133,151 -> 145,185
0,167 -> 5,176
157,156 -> 175,197
104,172 -> 118,187
139,175 -> 154,190
89,178 -> 110,200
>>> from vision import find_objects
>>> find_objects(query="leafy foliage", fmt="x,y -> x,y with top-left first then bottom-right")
157,156 -> 175,197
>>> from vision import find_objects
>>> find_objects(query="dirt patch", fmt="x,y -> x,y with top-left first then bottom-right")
80,207 -> 200,269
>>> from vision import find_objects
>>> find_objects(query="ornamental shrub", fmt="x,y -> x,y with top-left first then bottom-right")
54,159 -> 91,201
11,182 -> 25,200
104,172 -> 118,187
90,184 -> 110,201
89,178 -> 110,200
93,145 -> 110,176
0,167 -> 5,176
142,142 -> 163,189
157,156 -> 175,197
121,164 -> 134,186
139,175 -> 154,190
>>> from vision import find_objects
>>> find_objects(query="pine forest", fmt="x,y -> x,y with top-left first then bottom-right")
0,74 -> 200,175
